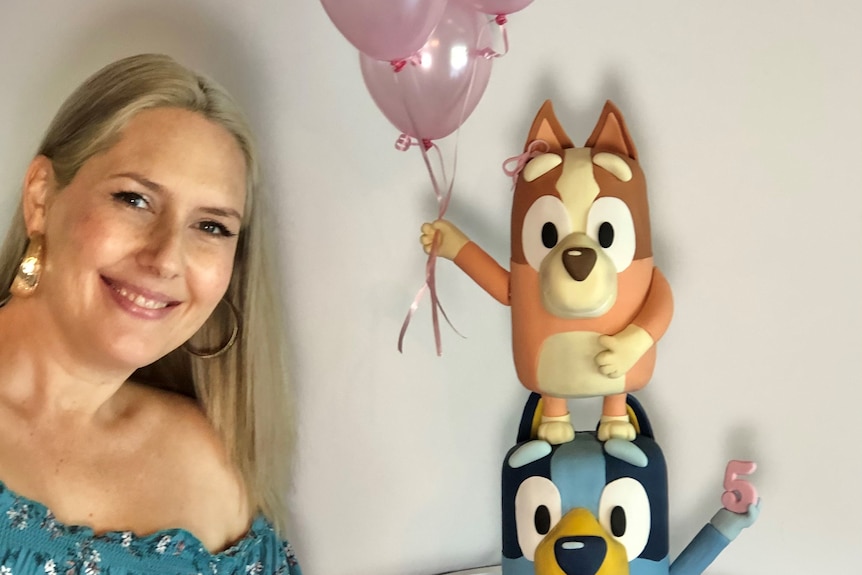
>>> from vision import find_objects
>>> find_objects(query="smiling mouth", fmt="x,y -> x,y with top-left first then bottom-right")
115,286 -> 169,310
102,277 -> 179,310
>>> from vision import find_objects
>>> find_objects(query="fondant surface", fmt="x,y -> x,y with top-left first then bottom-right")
501,394 -> 758,575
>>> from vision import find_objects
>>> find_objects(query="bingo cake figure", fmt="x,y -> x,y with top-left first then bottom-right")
422,101 -> 673,444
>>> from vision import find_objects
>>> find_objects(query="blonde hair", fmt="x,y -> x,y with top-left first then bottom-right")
0,54 -> 293,532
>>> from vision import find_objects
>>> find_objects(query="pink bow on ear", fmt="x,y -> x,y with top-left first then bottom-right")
502,139 -> 550,184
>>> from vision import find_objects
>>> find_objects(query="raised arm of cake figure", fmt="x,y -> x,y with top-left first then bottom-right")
670,461 -> 761,575
670,500 -> 761,575
421,220 -> 511,306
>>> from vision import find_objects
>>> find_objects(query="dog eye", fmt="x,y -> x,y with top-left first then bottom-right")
598,477 -> 651,561
587,197 -> 636,272
598,222 -> 614,249
541,223 -> 558,249
523,196 -> 572,271
515,476 -> 562,561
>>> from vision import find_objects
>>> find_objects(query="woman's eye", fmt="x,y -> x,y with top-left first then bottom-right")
111,191 -> 149,209
198,221 -> 236,238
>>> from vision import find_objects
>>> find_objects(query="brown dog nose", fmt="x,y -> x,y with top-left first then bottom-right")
562,247 -> 597,281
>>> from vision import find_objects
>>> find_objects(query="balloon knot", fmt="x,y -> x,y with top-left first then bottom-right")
394,134 -> 435,152
389,52 -> 423,73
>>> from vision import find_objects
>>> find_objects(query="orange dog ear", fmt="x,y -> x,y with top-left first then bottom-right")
525,100 -> 573,153
585,100 -> 638,161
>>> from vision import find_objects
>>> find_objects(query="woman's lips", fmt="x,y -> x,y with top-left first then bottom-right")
101,276 -> 180,318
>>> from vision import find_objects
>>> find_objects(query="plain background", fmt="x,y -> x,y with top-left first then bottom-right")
1,1 -> 860,574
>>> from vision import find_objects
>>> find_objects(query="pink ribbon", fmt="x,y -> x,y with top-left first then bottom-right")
397,15 -> 506,355
390,52 -> 423,73
502,139 -> 550,184
396,134 -> 460,355
397,232 -> 462,356
395,134 -> 433,152
477,15 -> 511,59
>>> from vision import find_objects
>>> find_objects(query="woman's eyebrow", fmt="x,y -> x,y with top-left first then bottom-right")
200,206 -> 243,221
111,171 -> 166,194
111,172 -> 242,220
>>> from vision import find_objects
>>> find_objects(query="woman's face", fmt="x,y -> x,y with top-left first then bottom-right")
27,107 -> 248,371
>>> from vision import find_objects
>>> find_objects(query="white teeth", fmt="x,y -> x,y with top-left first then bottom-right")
115,286 -> 169,310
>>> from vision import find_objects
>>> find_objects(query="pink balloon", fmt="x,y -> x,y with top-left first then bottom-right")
457,0 -> 534,15
321,0 -> 448,62
360,1 -> 493,141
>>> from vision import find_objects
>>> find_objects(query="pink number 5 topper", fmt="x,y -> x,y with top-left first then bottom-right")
721,460 -> 758,513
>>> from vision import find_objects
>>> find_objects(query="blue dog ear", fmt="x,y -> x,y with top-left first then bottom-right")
626,394 -> 654,439
516,393 -> 543,443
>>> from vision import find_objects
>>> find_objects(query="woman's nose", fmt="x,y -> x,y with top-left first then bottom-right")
136,223 -> 184,279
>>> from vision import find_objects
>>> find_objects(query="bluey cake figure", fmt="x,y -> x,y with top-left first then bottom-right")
502,394 -> 760,575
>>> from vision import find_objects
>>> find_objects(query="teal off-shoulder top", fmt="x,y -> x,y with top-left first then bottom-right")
0,481 -> 301,575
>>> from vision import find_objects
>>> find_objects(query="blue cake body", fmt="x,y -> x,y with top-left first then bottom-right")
501,393 -> 756,575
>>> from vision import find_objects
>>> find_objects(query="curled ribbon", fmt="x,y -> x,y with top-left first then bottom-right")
396,18 -> 499,355
396,134 -> 460,356
477,14 -> 511,59
397,230 -> 462,356
502,139 -> 550,184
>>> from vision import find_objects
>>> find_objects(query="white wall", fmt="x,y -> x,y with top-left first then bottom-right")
1,1 -> 860,574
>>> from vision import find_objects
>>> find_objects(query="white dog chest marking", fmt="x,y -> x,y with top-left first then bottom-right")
537,331 -> 626,396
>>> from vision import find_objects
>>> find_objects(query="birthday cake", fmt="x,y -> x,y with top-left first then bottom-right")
500,393 -> 758,575
424,101 -> 759,574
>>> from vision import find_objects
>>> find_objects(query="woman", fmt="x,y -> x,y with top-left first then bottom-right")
0,54 -> 300,574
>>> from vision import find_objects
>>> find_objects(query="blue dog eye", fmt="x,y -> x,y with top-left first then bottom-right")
535,505 -> 551,535
611,506 -> 626,537
599,478 -> 651,561
515,476 -> 562,561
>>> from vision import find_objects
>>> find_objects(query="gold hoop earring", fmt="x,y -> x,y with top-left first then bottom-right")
182,297 -> 241,359
10,234 -> 44,297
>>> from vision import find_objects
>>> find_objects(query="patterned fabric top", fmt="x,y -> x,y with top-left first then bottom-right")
0,481 -> 301,575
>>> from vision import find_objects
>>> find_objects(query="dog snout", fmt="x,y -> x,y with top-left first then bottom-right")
554,535 -> 607,575
562,247 -> 597,282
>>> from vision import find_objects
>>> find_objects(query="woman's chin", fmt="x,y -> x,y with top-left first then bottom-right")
97,338 -> 184,374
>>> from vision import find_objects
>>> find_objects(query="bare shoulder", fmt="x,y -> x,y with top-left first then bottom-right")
120,382 -> 252,549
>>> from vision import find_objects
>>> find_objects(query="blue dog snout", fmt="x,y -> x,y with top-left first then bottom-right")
554,535 -> 606,575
